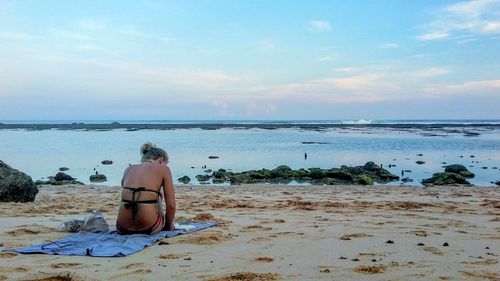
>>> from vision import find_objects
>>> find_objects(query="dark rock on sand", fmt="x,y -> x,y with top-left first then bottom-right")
208,156 -> 219,159
416,161 -> 426,165
59,167 -> 70,171
444,164 -> 475,178
177,175 -> 191,184
55,172 -> 74,181
0,160 -> 38,202
495,181 -> 500,186
422,172 -> 470,186
101,160 -> 113,165
89,174 -> 107,183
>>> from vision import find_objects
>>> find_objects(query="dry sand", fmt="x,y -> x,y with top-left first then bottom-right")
0,184 -> 499,281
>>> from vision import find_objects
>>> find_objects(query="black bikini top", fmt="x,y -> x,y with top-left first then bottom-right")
121,187 -> 161,221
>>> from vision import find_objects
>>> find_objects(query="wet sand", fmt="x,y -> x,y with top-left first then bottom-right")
0,184 -> 498,280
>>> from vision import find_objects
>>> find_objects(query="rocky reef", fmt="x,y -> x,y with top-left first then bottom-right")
35,171 -> 84,186
422,164 -> 474,186
182,161 -> 399,185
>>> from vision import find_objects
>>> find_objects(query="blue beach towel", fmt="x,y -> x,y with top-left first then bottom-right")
2,221 -> 216,257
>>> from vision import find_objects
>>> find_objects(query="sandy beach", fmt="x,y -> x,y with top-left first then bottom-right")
0,184 -> 498,281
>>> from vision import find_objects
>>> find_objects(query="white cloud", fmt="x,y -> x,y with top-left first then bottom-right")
116,26 -> 176,43
416,31 -> 450,41
212,100 -> 230,116
78,19 -> 106,31
246,102 -> 277,117
317,56 -> 335,62
333,67 -> 356,73
257,40 -> 275,51
378,43 -> 400,48
0,31 -> 39,39
417,0 -> 500,41
411,67 -> 450,79
52,30 -> 92,40
424,79 -> 500,96
308,20 -> 332,31
77,44 -> 118,56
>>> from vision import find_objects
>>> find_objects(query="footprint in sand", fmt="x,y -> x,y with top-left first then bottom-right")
6,225 -> 53,236
205,272 -> 280,281
423,246 -> 444,256
0,252 -> 17,258
51,263 -> 84,269
340,233 -> 371,240
240,225 -> 272,232
353,264 -> 388,274
254,256 -> 273,263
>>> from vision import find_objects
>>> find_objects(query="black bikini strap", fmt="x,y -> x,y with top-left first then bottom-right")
121,187 -> 160,221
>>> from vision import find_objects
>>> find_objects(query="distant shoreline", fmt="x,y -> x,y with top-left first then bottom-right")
1,122 -> 500,131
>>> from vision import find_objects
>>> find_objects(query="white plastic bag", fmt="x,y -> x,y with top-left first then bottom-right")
83,209 -> 109,232
57,209 -> 109,233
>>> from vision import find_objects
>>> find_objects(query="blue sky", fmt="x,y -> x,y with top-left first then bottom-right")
0,0 -> 499,120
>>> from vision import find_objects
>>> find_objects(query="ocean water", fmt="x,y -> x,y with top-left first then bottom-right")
0,121 -> 499,186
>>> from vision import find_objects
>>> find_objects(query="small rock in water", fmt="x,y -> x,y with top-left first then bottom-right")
443,242 -> 449,247
59,167 -> 69,171
481,167 -> 488,169
470,155 -> 475,158
417,153 -> 423,156
90,174 -> 107,183
208,156 -> 219,159
177,175 -> 191,184
101,160 -> 113,165
441,162 -> 447,165
401,177 -> 413,183
415,161 -> 425,165
386,240 -> 394,244
417,243 -> 425,246
339,256 -> 347,259
351,258 -> 360,262
54,172 -> 74,181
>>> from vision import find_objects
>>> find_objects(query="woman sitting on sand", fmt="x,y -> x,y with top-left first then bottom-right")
116,142 -> 175,234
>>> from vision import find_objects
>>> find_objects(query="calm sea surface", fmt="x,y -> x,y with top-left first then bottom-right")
0,121 -> 499,186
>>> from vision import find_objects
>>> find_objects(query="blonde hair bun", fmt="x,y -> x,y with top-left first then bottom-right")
140,142 -> 157,156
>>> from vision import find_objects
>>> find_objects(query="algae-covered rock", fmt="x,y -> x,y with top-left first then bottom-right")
55,172 -> 74,181
195,174 -> 211,182
90,174 -> 107,183
354,174 -> 374,185
308,168 -> 325,179
422,172 -> 470,186
363,161 -> 381,171
444,164 -> 475,178
177,175 -> 191,184
270,165 -> 293,179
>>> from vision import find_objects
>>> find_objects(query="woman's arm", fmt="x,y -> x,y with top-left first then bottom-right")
162,166 -> 176,230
